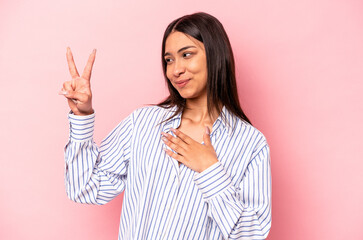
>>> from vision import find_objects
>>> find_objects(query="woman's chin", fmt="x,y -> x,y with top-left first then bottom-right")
178,89 -> 206,101
179,91 -> 196,100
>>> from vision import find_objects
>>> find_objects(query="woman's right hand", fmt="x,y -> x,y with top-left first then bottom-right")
59,47 -> 96,116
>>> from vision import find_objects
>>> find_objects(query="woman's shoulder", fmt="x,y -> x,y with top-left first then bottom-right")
229,114 -> 268,149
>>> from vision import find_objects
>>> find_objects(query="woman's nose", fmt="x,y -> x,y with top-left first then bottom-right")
173,59 -> 186,77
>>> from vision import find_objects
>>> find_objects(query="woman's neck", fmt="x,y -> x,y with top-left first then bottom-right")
183,97 -> 219,125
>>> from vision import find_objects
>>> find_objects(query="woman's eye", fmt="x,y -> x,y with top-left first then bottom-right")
165,58 -> 173,64
183,52 -> 192,58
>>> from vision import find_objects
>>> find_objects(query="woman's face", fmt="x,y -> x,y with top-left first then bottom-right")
164,31 -> 208,100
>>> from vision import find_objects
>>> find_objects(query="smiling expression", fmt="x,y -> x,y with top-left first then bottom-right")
164,31 -> 208,100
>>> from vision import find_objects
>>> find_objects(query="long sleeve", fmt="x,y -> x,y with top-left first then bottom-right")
193,142 -> 271,239
64,111 -> 134,205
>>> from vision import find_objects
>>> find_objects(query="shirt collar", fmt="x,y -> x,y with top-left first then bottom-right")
161,105 -> 234,136
160,105 -> 181,134
212,105 -> 234,136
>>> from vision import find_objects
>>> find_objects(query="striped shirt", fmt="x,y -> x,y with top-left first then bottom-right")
64,105 -> 271,239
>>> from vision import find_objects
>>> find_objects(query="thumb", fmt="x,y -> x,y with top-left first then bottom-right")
203,126 -> 212,146
62,90 -> 85,102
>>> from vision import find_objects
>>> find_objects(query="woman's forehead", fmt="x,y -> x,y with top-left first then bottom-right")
165,31 -> 204,53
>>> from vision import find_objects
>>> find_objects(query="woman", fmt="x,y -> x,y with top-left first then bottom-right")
60,12 -> 271,240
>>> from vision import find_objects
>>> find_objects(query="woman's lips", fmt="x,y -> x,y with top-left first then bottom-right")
175,79 -> 190,88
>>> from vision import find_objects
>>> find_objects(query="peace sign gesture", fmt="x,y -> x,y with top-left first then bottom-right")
59,47 -> 96,116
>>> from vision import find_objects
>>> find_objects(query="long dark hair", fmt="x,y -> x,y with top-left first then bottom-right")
156,12 -> 251,125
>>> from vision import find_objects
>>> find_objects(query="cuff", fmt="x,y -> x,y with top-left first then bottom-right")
68,111 -> 95,141
193,161 -> 233,201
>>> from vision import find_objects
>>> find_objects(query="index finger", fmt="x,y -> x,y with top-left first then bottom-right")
66,47 -> 80,79
81,49 -> 96,81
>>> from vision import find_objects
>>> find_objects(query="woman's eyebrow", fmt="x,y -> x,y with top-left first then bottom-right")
164,46 -> 197,57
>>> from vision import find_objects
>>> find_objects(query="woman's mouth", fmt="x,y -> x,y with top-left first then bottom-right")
175,79 -> 190,88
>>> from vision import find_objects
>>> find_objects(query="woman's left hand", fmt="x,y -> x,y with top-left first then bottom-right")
161,127 -> 218,173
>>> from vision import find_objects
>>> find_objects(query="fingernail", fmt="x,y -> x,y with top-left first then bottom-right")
171,128 -> 176,133
205,126 -> 210,135
161,132 -> 168,137
162,137 -> 167,142
93,49 -> 97,54
59,90 -> 68,95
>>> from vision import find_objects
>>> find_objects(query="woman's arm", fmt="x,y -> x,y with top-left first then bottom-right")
60,48 -> 134,204
64,111 -> 134,205
194,142 -> 271,239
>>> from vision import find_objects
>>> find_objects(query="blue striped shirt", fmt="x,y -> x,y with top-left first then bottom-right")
64,105 -> 271,239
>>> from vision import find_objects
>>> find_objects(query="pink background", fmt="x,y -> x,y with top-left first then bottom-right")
1,0 -> 362,239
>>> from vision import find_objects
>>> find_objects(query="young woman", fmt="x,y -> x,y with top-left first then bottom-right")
60,12 -> 271,240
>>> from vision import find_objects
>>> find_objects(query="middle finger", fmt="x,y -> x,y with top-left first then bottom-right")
81,49 -> 96,81
162,137 -> 186,156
